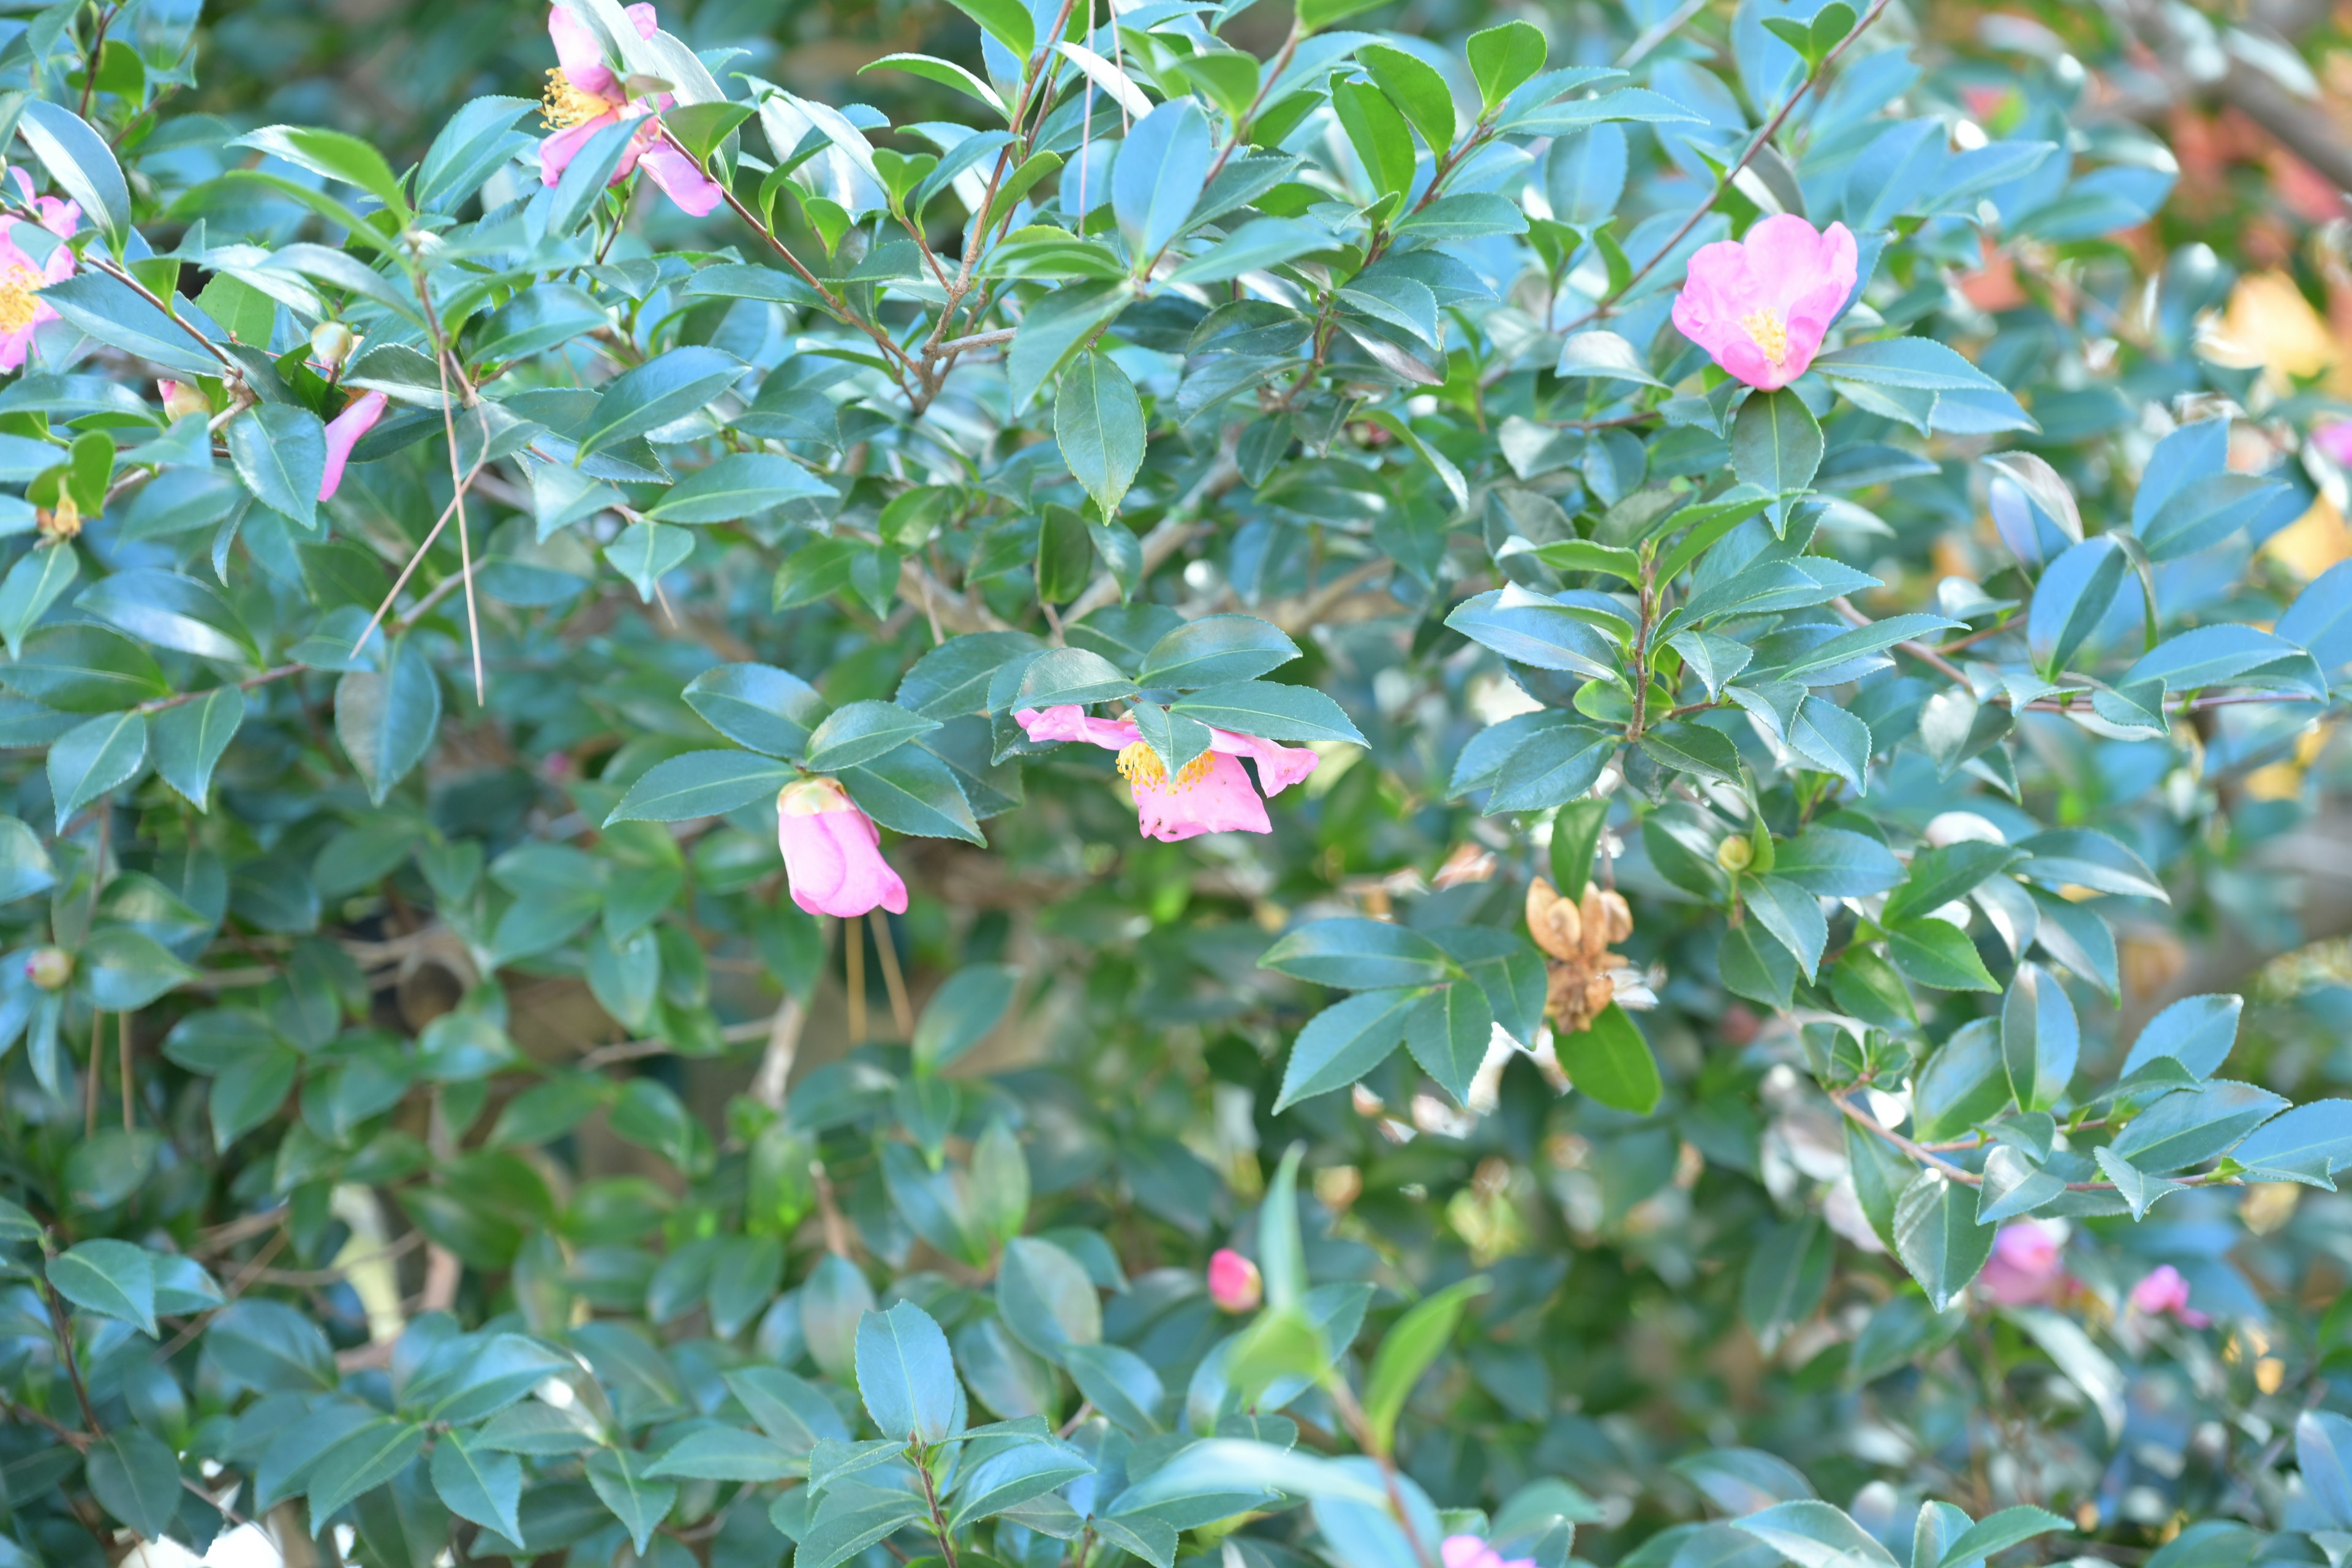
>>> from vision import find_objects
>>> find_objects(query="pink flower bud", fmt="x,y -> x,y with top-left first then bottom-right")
23,946 -> 70,990
777,777 -> 907,919
2129,1264 -> 2209,1327
1670,214 -> 1859,390
159,380 -> 208,421
320,390 -> 390,502
1206,1248 -> 1261,1313
1443,1536 -> 1538,1568
1978,1219 -> 2065,1306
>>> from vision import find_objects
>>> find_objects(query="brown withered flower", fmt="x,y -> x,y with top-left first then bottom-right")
1526,876 -> 1634,1033
35,494 -> 79,541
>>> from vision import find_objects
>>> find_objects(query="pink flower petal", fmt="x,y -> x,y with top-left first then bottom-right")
1015,705 -> 1141,750
1133,749 -> 1270,840
548,4 -> 621,99
320,390 -> 390,502
778,780 -> 908,916
1670,216 -> 1858,390
1207,726 -> 1319,796
636,135 -> 725,217
540,111 -> 620,187
623,2 -> 662,39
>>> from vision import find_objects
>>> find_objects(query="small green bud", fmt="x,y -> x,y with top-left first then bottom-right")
1715,836 -> 1754,873
24,946 -> 71,990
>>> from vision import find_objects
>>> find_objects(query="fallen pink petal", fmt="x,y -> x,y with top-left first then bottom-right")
320,390 -> 390,501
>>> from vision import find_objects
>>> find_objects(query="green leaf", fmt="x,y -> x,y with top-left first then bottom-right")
1466,20 -> 1547,112
576,347 -> 749,458
1731,389 -> 1823,498
1012,647 -> 1136,710
48,1238 -> 157,1335
0,541 -> 81,659
1883,918 -> 1999,993
605,519 -> 695,602
1360,43 -> 1457,154
1273,988 -> 1423,1110
796,1486 -> 930,1568
1892,1170 -> 1992,1313
1937,1507 -> 2072,1568
684,663 -> 829,758
1056,352 -> 1147,517
234,124 -> 411,216
1405,980 -> 1493,1107
80,927 -> 193,1009
229,403 -> 329,530
18,100 -> 131,244
335,644 -> 442,805
648,453 -> 832,523
307,1419 -> 429,1525
803,699 -> 941,772
150,686 -> 246,810
206,1300 -> 337,1393
1170,680 -> 1364,744
854,1299 -> 960,1442
1262,918 -> 1454,989
1554,1002 -> 1661,1114
1363,1275 -> 1490,1453
998,1234 -> 1102,1357
78,568 -> 257,663
585,1449 -> 677,1555
913,963 -> 1017,1071
646,1425 -> 796,1482
87,1428 -> 183,1539
431,1432 -> 523,1542
838,744 -> 984,843
606,750 -> 794,823
2000,961 -> 2079,1113
47,709 -> 146,828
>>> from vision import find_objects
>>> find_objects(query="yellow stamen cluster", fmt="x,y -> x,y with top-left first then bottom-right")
541,69 -> 611,132
0,264 -> 45,337
1741,306 -> 1790,364
1117,741 -> 1215,791
1526,876 -> 1634,1034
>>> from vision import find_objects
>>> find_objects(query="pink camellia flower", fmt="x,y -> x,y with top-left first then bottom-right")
2312,421 -> 2352,466
320,390 -> 390,501
8,168 -> 76,239
776,776 -> 908,918
2128,1264 -> 2210,1327
1014,705 -> 1318,842
538,5 -> 723,217
1978,1219 -> 2066,1306
1443,1537 -> 1538,1568
159,380 -> 208,422
1670,214 -> 1859,390
0,213 -> 74,374
1206,1249 -> 1262,1313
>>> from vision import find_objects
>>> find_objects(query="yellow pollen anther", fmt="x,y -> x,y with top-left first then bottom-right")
1117,741 -> 1215,791
0,265 -> 45,337
541,69 -> 611,132
1741,306 -> 1790,364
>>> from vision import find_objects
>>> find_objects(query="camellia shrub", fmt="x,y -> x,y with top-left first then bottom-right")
7,2 -> 2352,1568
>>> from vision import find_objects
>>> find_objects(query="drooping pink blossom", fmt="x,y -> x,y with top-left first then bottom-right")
777,777 -> 908,918
2128,1264 -> 2209,1327
1442,1537 -> 1538,1568
538,4 -> 723,217
1014,705 -> 1319,842
2312,421 -> 2352,467
1978,1219 -> 2066,1306
1670,214 -> 1859,390
320,390 -> 390,501
0,216 -> 74,374
1207,1248 -> 1262,1312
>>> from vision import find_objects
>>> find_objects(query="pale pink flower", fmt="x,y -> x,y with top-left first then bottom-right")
320,390 -> 389,501
777,777 -> 908,918
1014,705 -> 1317,842
1207,1248 -> 1261,1312
0,216 -> 74,374
538,4 -> 723,217
1443,1537 -> 1537,1568
8,168 -> 76,239
1670,214 -> 1859,390
2128,1264 -> 2209,1327
2312,421 -> 2352,466
1978,1220 -> 2065,1306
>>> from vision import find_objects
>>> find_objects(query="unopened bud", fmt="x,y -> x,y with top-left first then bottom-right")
37,494 -> 80,541
24,946 -> 71,990
310,321 -> 356,370
159,379 -> 208,421
1715,836 -> 1754,872
1207,1248 -> 1262,1313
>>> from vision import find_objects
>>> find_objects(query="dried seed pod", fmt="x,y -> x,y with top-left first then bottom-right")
1525,876 -> 1583,960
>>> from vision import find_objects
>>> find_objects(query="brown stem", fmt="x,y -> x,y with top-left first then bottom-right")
77,5 -> 113,122
40,1280 -> 102,1436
